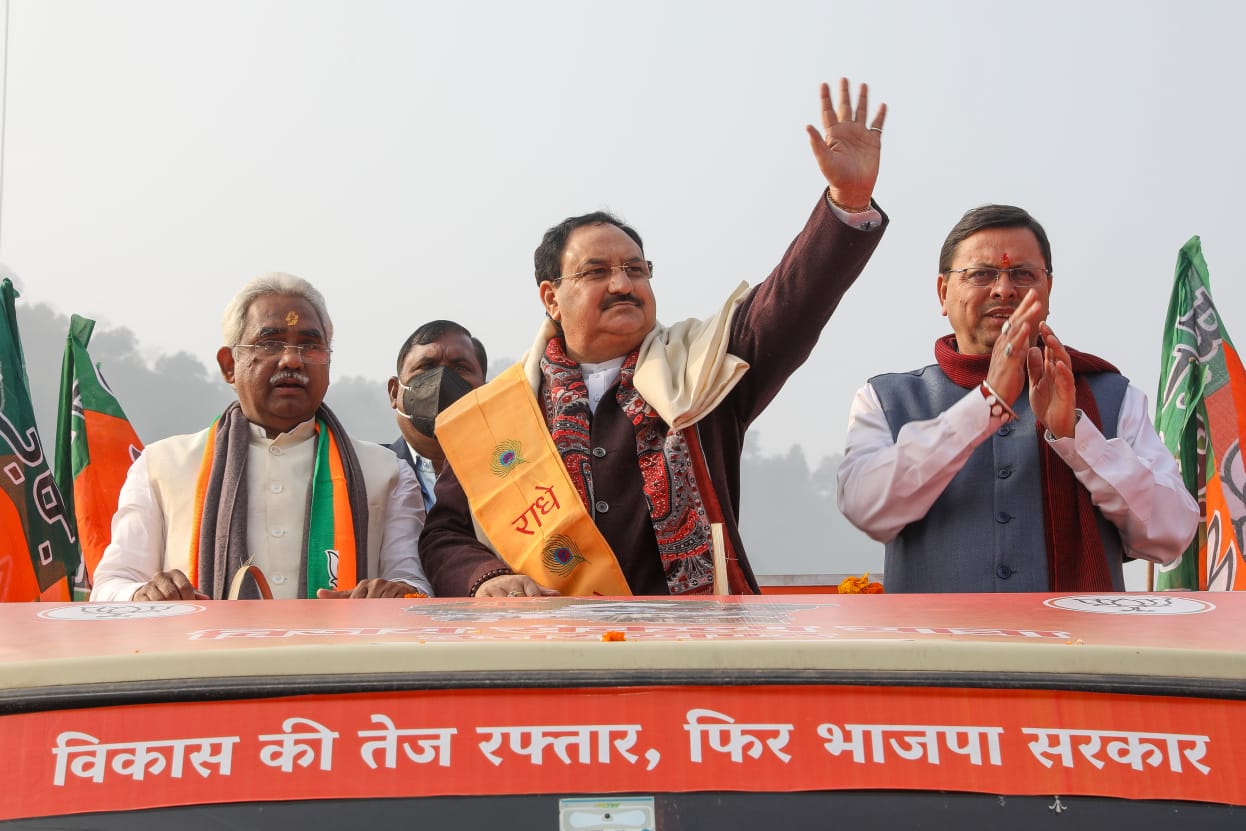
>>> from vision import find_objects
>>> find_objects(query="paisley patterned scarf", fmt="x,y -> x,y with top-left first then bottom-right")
540,337 -> 715,594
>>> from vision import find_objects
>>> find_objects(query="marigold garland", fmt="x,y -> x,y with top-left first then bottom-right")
838,573 -> 884,594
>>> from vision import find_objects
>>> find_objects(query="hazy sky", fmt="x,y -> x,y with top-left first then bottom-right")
3,0 -> 1244,464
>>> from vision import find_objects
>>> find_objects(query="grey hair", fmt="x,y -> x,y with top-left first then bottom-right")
220,272 -> 334,346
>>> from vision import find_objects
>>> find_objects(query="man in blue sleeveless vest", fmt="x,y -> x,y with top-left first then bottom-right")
837,205 -> 1197,592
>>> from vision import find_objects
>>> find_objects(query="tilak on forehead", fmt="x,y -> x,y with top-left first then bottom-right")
999,252 -> 1011,268
285,311 -> 299,327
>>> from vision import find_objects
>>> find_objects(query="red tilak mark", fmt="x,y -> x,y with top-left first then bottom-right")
999,252 -> 1011,267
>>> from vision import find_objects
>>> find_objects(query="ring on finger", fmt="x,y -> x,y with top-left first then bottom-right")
507,590 -> 522,597
1004,343 -> 1013,358
1001,320 -> 1012,336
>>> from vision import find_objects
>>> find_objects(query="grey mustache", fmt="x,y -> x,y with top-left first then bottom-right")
270,370 -> 309,386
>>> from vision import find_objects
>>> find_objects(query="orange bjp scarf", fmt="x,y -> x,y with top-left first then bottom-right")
187,402 -> 365,598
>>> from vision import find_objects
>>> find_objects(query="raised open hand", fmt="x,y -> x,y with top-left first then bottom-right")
1028,322 -> 1078,439
985,290 -> 1046,405
804,78 -> 886,210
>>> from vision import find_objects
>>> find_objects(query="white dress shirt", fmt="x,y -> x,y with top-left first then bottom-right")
580,357 -> 626,413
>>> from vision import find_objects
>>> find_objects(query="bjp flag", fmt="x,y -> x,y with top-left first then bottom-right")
0,279 -> 78,601
1154,236 -> 1246,590
53,315 -> 143,593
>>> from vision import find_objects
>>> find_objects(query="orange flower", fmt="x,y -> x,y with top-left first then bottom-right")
838,573 -> 884,594
601,631 -> 627,642
403,591 -> 429,599
837,573 -> 868,593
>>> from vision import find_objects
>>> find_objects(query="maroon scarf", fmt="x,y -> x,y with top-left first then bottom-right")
540,337 -> 715,594
934,334 -> 1121,591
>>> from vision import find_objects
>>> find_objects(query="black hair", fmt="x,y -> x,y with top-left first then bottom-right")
938,205 -> 1053,275
533,211 -> 644,286
395,320 -> 487,376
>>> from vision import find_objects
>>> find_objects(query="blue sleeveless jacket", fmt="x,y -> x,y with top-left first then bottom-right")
871,366 -> 1128,592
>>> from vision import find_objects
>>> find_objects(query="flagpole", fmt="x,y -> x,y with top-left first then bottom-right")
0,0 -> 9,256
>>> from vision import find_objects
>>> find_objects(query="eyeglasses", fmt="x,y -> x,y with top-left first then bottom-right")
554,261 -> 654,286
945,267 -> 1050,288
235,341 -> 332,364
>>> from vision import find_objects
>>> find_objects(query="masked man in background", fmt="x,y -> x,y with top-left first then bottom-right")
387,320 -> 488,512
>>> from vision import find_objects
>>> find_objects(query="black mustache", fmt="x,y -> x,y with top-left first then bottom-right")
601,295 -> 641,310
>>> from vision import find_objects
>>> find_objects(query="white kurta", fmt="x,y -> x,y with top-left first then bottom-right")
91,419 -> 431,600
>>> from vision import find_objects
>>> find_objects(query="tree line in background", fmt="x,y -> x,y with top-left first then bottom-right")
17,299 -> 882,582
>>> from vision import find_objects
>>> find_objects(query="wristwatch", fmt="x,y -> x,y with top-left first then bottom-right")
1044,409 -> 1083,441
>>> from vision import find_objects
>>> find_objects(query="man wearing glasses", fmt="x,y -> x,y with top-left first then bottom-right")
837,205 -> 1197,593
420,79 -> 887,597
91,273 -> 432,601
